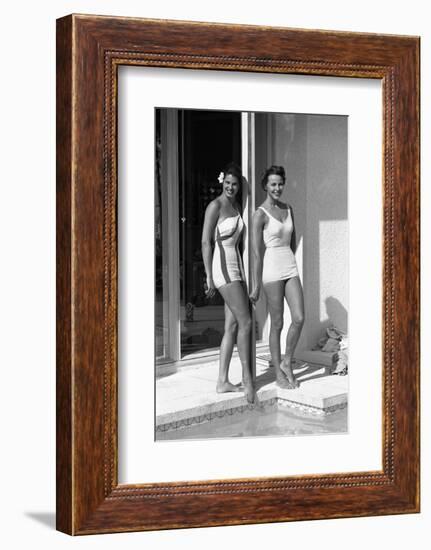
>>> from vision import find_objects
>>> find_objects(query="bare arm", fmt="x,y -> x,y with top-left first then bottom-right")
250,209 -> 266,304
201,200 -> 220,297
289,204 -> 297,254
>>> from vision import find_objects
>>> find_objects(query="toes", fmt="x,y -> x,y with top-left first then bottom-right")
243,384 -> 255,403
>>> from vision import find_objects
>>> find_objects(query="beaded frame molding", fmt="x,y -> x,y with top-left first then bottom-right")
56,15 -> 420,535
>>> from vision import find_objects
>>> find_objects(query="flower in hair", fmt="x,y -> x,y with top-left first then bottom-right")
218,172 -> 225,184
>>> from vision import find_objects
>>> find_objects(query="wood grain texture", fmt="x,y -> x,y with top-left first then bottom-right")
56,15 -> 73,535
56,14 -> 420,535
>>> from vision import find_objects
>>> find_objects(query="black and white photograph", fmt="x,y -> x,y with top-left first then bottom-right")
155,107 -> 348,440
1,0 -> 425,546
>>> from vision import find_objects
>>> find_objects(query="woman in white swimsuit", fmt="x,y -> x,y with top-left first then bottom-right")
250,165 -> 304,389
201,163 -> 254,403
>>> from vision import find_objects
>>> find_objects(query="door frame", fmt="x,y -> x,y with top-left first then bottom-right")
157,109 -> 267,371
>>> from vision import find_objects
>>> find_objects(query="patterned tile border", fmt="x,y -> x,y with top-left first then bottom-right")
277,397 -> 348,416
155,396 -> 347,434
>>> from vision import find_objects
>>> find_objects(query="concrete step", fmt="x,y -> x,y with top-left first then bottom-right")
156,357 -> 348,434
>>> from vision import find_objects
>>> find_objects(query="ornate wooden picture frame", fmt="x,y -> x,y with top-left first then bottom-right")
56,14 -> 420,535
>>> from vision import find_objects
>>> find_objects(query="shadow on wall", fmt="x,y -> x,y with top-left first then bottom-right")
268,113 -> 348,352
245,113 -> 348,355
312,296 -> 348,346
325,296 -> 348,334
302,115 -> 348,351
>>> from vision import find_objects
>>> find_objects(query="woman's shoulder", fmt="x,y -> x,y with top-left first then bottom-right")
253,205 -> 268,222
205,198 -> 222,215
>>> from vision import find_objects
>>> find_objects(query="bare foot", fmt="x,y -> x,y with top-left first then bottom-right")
242,379 -> 255,404
216,381 -> 241,394
280,359 -> 300,388
275,374 -> 294,390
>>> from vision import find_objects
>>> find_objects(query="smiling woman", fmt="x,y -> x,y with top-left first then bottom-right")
201,162 -> 254,401
155,110 -> 243,362
154,106 -> 349,442
250,165 -> 304,390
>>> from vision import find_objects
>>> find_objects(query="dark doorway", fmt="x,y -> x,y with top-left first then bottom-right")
179,110 -> 242,357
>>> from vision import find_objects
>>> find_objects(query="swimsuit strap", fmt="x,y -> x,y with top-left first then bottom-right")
258,205 -> 289,223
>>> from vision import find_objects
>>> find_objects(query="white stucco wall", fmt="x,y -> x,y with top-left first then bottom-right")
304,115 -> 348,348
269,113 -> 348,352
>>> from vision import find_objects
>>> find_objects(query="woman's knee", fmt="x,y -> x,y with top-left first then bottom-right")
225,317 -> 238,334
238,315 -> 252,333
270,314 -> 283,332
292,311 -> 305,327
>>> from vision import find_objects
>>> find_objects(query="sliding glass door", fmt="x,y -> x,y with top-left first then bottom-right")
178,110 -> 241,358
155,108 -> 270,368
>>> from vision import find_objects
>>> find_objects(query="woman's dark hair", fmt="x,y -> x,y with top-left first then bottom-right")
220,162 -> 243,212
223,161 -> 242,182
261,165 -> 286,190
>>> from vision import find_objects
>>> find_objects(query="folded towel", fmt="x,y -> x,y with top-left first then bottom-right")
322,338 -> 340,352
332,350 -> 348,375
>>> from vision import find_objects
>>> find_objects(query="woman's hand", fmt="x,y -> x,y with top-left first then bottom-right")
205,277 -> 217,299
249,285 -> 260,305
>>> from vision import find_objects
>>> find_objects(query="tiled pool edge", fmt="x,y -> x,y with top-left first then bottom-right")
156,393 -> 348,434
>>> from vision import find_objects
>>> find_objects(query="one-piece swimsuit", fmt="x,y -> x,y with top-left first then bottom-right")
258,206 -> 299,284
212,214 -> 245,289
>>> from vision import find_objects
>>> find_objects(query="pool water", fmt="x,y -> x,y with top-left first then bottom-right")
157,403 -> 348,441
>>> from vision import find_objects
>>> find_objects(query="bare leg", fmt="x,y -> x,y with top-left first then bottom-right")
263,280 -> 292,389
218,282 -> 254,403
280,276 -> 304,388
216,303 -> 241,393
